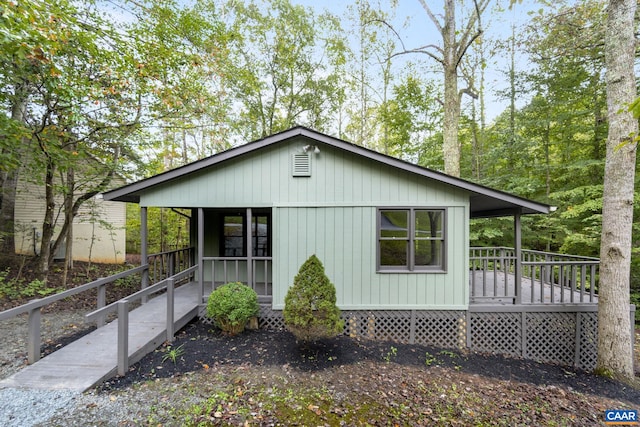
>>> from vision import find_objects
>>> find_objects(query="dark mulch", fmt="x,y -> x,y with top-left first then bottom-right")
96,320 -> 640,406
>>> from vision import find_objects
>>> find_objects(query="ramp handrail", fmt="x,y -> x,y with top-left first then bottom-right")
0,247 -> 194,365
0,264 -> 148,364
84,265 -> 198,376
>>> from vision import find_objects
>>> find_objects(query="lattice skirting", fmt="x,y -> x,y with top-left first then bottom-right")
200,305 -> 466,349
469,311 -> 600,371
199,305 -> 605,371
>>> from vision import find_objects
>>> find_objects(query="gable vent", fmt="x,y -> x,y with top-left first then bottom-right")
292,153 -> 311,177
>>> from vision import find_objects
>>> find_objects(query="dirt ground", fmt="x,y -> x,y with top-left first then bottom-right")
74,320 -> 637,426
0,254 -> 140,312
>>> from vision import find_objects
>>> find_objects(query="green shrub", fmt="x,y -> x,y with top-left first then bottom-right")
283,254 -> 344,343
0,269 -> 56,300
206,282 -> 259,335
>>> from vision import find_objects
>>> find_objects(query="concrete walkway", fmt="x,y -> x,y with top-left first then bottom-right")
0,281 -> 201,392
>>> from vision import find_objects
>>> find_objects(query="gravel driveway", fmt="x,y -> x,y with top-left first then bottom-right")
0,310 -> 145,426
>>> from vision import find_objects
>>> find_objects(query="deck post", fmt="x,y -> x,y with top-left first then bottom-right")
97,283 -> 106,328
166,278 -> 175,342
27,305 -> 41,364
198,208 -> 204,303
514,211 -> 522,305
246,208 -> 253,289
117,300 -> 129,376
141,206 -> 149,304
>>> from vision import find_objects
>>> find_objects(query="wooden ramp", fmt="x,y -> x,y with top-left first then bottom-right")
0,282 -> 201,392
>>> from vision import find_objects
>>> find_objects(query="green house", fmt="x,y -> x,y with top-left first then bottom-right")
105,127 -> 552,311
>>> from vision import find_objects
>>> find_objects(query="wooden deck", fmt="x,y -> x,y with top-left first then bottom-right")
0,281 -> 201,392
470,270 -> 598,304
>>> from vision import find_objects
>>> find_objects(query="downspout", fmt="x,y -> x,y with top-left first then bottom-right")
514,209 -> 522,305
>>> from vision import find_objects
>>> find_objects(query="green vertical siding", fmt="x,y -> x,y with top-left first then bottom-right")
139,137 -> 470,310
272,206 -> 468,310
139,138 -> 468,208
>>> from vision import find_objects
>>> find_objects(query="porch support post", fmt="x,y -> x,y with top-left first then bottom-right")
198,208 -> 204,303
140,206 -> 149,304
246,208 -> 253,289
514,210 -> 522,305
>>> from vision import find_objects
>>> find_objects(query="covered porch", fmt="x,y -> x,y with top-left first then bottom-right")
139,207 -> 273,304
138,208 -> 600,307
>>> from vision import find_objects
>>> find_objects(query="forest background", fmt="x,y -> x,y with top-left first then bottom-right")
0,0 -> 638,310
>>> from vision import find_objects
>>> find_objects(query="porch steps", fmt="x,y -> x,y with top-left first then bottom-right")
0,281 -> 201,392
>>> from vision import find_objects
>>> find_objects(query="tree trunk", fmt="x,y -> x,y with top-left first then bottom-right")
596,0 -> 637,381
442,0 -> 460,177
417,0 -> 489,178
0,85 -> 28,254
63,163 -> 75,285
38,156 -> 56,284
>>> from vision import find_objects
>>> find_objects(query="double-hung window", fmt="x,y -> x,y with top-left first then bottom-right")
377,208 -> 446,272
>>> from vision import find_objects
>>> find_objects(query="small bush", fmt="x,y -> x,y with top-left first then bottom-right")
0,269 -> 56,300
283,254 -> 343,343
206,282 -> 259,335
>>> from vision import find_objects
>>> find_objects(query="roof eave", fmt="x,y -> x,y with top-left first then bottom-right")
102,126 -> 552,217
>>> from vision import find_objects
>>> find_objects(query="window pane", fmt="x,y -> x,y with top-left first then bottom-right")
224,215 -> 244,256
415,210 -> 443,239
252,215 -> 269,257
415,240 -> 443,267
380,240 -> 408,267
380,210 -> 408,238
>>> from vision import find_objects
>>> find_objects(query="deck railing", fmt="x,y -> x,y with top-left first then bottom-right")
202,256 -> 272,298
0,247 -> 194,365
148,247 -> 194,283
470,247 -> 599,304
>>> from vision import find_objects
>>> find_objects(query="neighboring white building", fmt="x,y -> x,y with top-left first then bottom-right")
14,175 -> 126,264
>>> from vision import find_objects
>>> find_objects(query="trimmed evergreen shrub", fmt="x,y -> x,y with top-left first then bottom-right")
206,282 -> 259,335
283,254 -> 344,342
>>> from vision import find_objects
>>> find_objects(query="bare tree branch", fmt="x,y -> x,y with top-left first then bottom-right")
455,0 -> 490,68
390,48 -> 443,65
418,0 -> 443,34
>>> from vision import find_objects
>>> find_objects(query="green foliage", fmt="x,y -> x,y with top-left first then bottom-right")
206,282 -> 259,335
222,0 -> 346,140
383,346 -> 397,363
161,344 -> 185,364
283,255 -> 343,343
0,269 -> 56,300
126,205 -> 190,254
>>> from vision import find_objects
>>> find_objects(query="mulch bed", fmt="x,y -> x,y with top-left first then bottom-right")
95,319 -> 640,406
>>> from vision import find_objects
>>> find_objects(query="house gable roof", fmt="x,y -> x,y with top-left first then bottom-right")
103,126 -> 552,218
